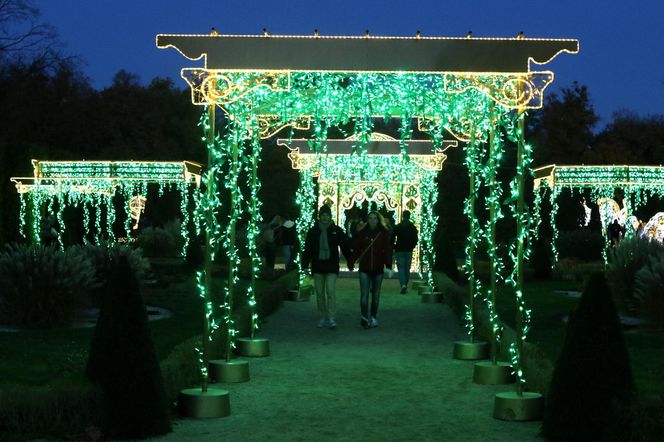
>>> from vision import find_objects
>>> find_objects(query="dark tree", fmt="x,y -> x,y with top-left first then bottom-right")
586,112 -> 664,165
541,272 -> 635,441
528,82 -> 599,167
86,256 -> 171,439
0,0 -> 59,64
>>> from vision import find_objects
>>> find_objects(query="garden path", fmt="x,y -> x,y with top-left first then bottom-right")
157,277 -> 541,441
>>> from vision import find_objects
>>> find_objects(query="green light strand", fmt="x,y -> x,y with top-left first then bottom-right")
481,111 -> 505,363
18,192 -> 27,238
219,110 -> 247,360
295,168 -> 317,287
505,112 -> 534,393
179,182 -> 190,257
419,171 -> 439,287
462,130 -> 482,341
245,115 -> 263,338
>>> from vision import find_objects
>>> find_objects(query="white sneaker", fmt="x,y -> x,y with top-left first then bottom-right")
317,318 -> 328,328
328,318 -> 337,329
369,317 -> 379,328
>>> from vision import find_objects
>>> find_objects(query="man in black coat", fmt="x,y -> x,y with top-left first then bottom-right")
302,204 -> 353,329
391,210 -> 419,294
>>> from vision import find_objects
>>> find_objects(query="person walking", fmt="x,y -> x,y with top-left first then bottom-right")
302,204 -> 353,329
280,216 -> 297,270
261,216 -> 281,277
391,210 -> 419,294
353,211 -> 393,329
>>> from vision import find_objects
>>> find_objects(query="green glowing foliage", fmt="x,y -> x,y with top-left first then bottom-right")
536,165 -> 664,264
16,162 -> 197,253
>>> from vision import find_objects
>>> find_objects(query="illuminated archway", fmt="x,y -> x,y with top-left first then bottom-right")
11,159 -> 201,254
158,31 -> 578,399
534,164 -> 664,262
278,132 -> 455,273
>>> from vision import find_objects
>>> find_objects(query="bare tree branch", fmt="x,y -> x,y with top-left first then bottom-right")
0,0 -> 59,63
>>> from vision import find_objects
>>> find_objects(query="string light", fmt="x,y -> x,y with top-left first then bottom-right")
12,161 -> 201,252
159,34 -> 577,395
533,165 -> 664,263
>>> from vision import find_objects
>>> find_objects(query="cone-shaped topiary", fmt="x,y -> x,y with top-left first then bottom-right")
86,255 -> 171,439
434,229 -> 460,283
531,234 -> 552,280
541,272 -> 635,441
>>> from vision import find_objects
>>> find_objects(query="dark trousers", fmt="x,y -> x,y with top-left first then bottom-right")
359,271 -> 383,319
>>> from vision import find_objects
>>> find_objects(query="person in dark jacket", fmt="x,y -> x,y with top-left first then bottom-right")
302,204 -> 353,329
391,210 -> 419,294
352,211 -> 393,329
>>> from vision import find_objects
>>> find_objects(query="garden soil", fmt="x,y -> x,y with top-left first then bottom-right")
156,277 -> 542,441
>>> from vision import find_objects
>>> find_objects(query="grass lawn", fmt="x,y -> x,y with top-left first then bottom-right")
0,274 -> 201,389
0,254 -> 293,390
495,277 -> 664,398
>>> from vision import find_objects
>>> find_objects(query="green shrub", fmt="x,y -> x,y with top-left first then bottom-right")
75,241 -> 150,281
433,272 -> 468,318
136,219 -> 184,257
184,236 -> 205,273
531,234 -> 552,279
0,243 -> 96,328
606,236 -> 664,313
72,242 -> 150,306
433,231 -> 460,283
541,272 -> 635,441
556,229 -> 604,261
0,382 -> 102,439
86,256 -> 171,439
633,254 -> 664,329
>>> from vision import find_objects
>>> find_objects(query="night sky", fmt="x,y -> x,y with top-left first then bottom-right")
36,0 -> 664,128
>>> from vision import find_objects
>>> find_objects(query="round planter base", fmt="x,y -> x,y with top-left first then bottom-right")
178,388 -> 230,418
418,285 -> 435,295
412,280 -> 427,289
473,361 -> 515,385
453,340 -> 490,360
209,359 -> 250,383
493,391 -> 544,421
235,337 -> 270,357
421,291 -> 443,303
288,286 -> 312,302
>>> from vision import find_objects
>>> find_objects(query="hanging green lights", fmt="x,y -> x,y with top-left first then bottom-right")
505,112 -> 535,392
12,160 -> 201,250
533,165 -> 664,264
158,33 -> 577,413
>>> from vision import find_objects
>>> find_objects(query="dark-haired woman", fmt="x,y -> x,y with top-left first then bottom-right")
352,211 -> 393,329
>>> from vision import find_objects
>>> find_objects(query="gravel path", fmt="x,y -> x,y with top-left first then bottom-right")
157,277 -> 542,441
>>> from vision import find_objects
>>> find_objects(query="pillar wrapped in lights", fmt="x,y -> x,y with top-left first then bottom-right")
158,31 -> 577,418
185,106 -> 230,417
236,115 -> 271,357
454,125 -> 489,361
493,110 -> 543,421
473,107 -> 514,384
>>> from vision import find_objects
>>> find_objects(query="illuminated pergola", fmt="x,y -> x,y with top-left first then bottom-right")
158,31 -> 578,413
278,132 -> 456,273
534,164 -> 664,261
11,160 -> 202,253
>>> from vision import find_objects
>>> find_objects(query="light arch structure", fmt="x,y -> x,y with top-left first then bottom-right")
534,164 -> 664,261
278,132 -> 457,273
158,31 -> 578,393
11,159 -> 202,254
